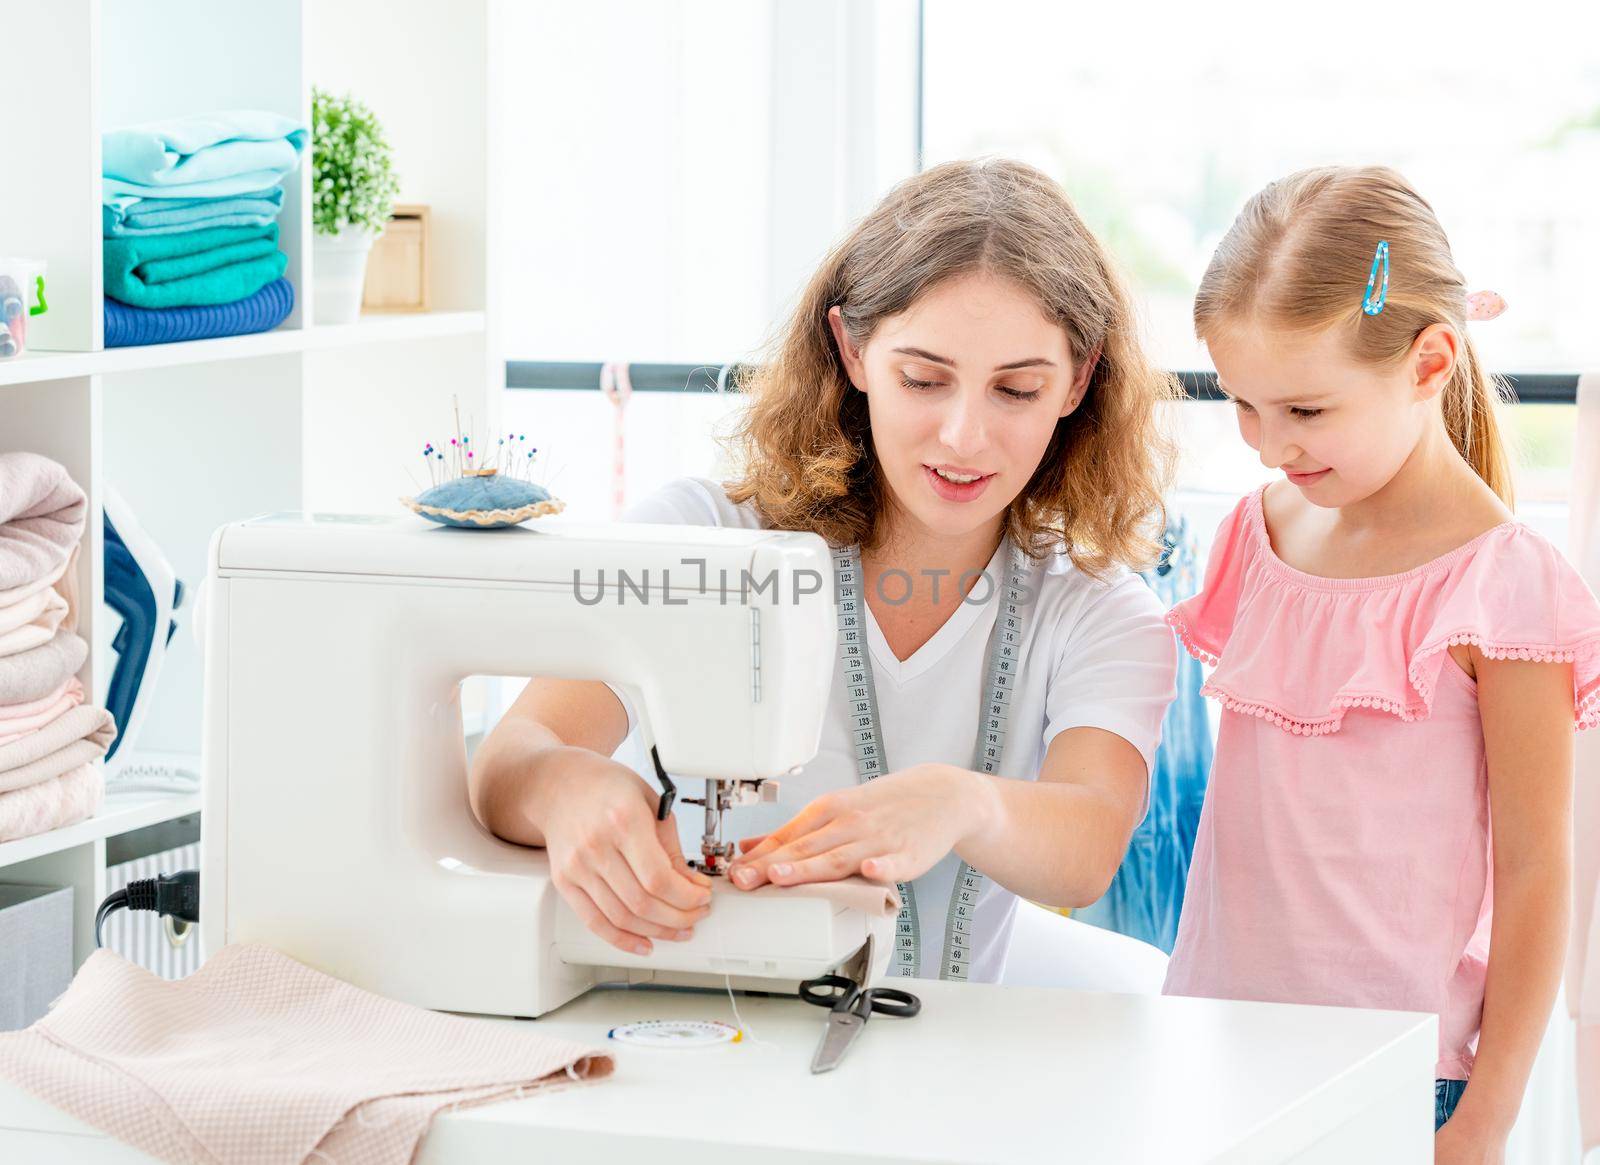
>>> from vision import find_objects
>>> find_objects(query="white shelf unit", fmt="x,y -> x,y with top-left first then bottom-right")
0,312 -> 488,388
0,0 -> 503,971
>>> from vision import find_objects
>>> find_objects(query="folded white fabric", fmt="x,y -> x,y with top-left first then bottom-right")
0,704 -> 115,795
0,678 -> 80,724
0,583 -> 66,636
0,944 -> 613,1165
0,680 -> 83,746
0,630 -> 87,707
0,761 -> 101,844
0,587 -> 68,659
0,553 -> 71,610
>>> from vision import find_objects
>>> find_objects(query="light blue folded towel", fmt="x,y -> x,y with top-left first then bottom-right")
102,111 -> 307,188
103,187 -> 284,238
103,169 -> 294,207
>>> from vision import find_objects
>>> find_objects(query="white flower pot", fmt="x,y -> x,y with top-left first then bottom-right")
312,228 -> 377,325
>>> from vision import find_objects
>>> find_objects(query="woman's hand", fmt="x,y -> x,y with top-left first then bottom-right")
726,763 -> 994,890
538,747 -> 713,955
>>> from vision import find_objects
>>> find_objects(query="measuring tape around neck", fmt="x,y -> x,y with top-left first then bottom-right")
831,539 -> 1035,981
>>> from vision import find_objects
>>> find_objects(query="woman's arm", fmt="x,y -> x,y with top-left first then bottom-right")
729,574 -> 1169,904
726,726 -> 1145,908
469,678 -> 712,954
1436,652 -> 1575,1160
959,726 -> 1146,905
468,677 -> 628,846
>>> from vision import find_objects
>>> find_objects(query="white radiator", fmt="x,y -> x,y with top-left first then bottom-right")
103,839 -> 202,979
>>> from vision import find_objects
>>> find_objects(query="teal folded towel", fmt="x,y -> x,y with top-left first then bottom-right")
103,187 -> 284,238
103,224 -> 287,309
102,111 -> 307,188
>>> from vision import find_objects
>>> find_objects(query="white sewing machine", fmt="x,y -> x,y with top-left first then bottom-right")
3,514 -> 1441,1165
197,511 -> 893,1017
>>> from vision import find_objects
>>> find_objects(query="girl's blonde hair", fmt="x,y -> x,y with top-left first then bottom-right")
1193,165 -> 1514,505
724,158 -> 1179,578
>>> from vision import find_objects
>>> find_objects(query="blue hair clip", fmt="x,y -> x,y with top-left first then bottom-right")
1362,240 -> 1390,316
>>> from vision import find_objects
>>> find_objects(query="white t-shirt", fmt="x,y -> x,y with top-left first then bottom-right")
609,477 -> 1177,983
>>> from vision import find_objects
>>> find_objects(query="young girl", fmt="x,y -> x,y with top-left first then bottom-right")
1164,165 -> 1600,1158
469,158 -> 1180,984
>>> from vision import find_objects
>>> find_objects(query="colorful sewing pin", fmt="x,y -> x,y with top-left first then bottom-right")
1362,240 -> 1390,317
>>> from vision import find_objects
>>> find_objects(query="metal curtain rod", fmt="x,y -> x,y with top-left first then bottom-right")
506,362 -> 1582,405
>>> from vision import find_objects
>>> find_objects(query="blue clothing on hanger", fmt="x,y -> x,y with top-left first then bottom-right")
1072,511 -> 1211,954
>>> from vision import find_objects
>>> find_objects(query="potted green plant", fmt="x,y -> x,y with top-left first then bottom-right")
310,87 -> 401,324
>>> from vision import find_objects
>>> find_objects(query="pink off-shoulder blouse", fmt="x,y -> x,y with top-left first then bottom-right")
1163,485 -> 1600,1078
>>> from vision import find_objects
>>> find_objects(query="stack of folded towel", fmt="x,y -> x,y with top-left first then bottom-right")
0,454 -> 117,843
101,111 -> 306,348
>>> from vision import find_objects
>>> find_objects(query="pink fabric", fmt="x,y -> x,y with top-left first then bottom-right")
722,875 -> 901,916
0,703 -> 116,795
0,584 -> 67,636
1570,371 -> 1600,1150
0,452 -> 86,592
0,552 -> 71,610
0,761 -> 102,843
0,682 -> 85,745
53,541 -> 81,635
0,629 -> 87,707
0,677 -> 79,722
0,585 -> 69,659
1163,486 -> 1600,1078
598,361 -> 633,518
0,944 -> 613,1165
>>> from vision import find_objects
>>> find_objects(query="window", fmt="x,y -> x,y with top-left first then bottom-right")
923,0 -> 1600,373
923,0 -> 1595,518
496,0 -> 916,365
496,0 -> 917,514
499,2 -> 1587,526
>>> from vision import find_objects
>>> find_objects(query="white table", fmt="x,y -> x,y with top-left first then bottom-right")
0,981 -> 1436,1163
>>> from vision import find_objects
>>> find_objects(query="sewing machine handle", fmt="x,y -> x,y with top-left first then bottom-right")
648,745 -> 677,821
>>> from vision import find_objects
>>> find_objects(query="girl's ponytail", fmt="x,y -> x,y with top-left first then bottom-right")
1441,336 -> 1515,507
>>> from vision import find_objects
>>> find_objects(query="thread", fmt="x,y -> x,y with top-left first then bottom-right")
706,890 -> 780,1053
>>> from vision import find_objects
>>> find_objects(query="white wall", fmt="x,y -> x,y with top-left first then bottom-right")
493,0 -> 918,518
496,0 -> 917,366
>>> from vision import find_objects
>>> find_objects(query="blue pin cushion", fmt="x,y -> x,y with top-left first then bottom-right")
401,471 -> 565,529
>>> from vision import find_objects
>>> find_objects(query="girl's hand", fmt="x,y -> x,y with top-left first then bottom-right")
1434,1111 -> 1508,1165
539,748 -> 713,955
726,763 -> 993,890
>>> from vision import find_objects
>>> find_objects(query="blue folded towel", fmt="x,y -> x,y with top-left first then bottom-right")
103,278 -> 294,348
103,187 -> 284,238
102,112 -> 307,188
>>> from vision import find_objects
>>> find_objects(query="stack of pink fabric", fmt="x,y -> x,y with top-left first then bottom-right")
0,943 -> 614,1163
0,453 -> 116,843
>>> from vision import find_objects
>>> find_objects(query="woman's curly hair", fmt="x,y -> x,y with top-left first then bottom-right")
723,157 -> 1178,578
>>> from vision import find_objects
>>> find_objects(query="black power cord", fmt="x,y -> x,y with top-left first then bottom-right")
94,869 -> 200,949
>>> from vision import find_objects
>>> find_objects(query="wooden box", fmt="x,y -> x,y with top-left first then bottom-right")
362,203 -> 430,312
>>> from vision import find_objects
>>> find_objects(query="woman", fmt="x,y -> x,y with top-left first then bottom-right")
469,158 -> 1180,983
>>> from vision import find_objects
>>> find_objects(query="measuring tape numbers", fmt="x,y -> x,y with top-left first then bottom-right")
831,540 -> 1035,981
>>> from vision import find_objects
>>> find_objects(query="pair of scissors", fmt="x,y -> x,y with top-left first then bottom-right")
800,959 -> 920,1074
